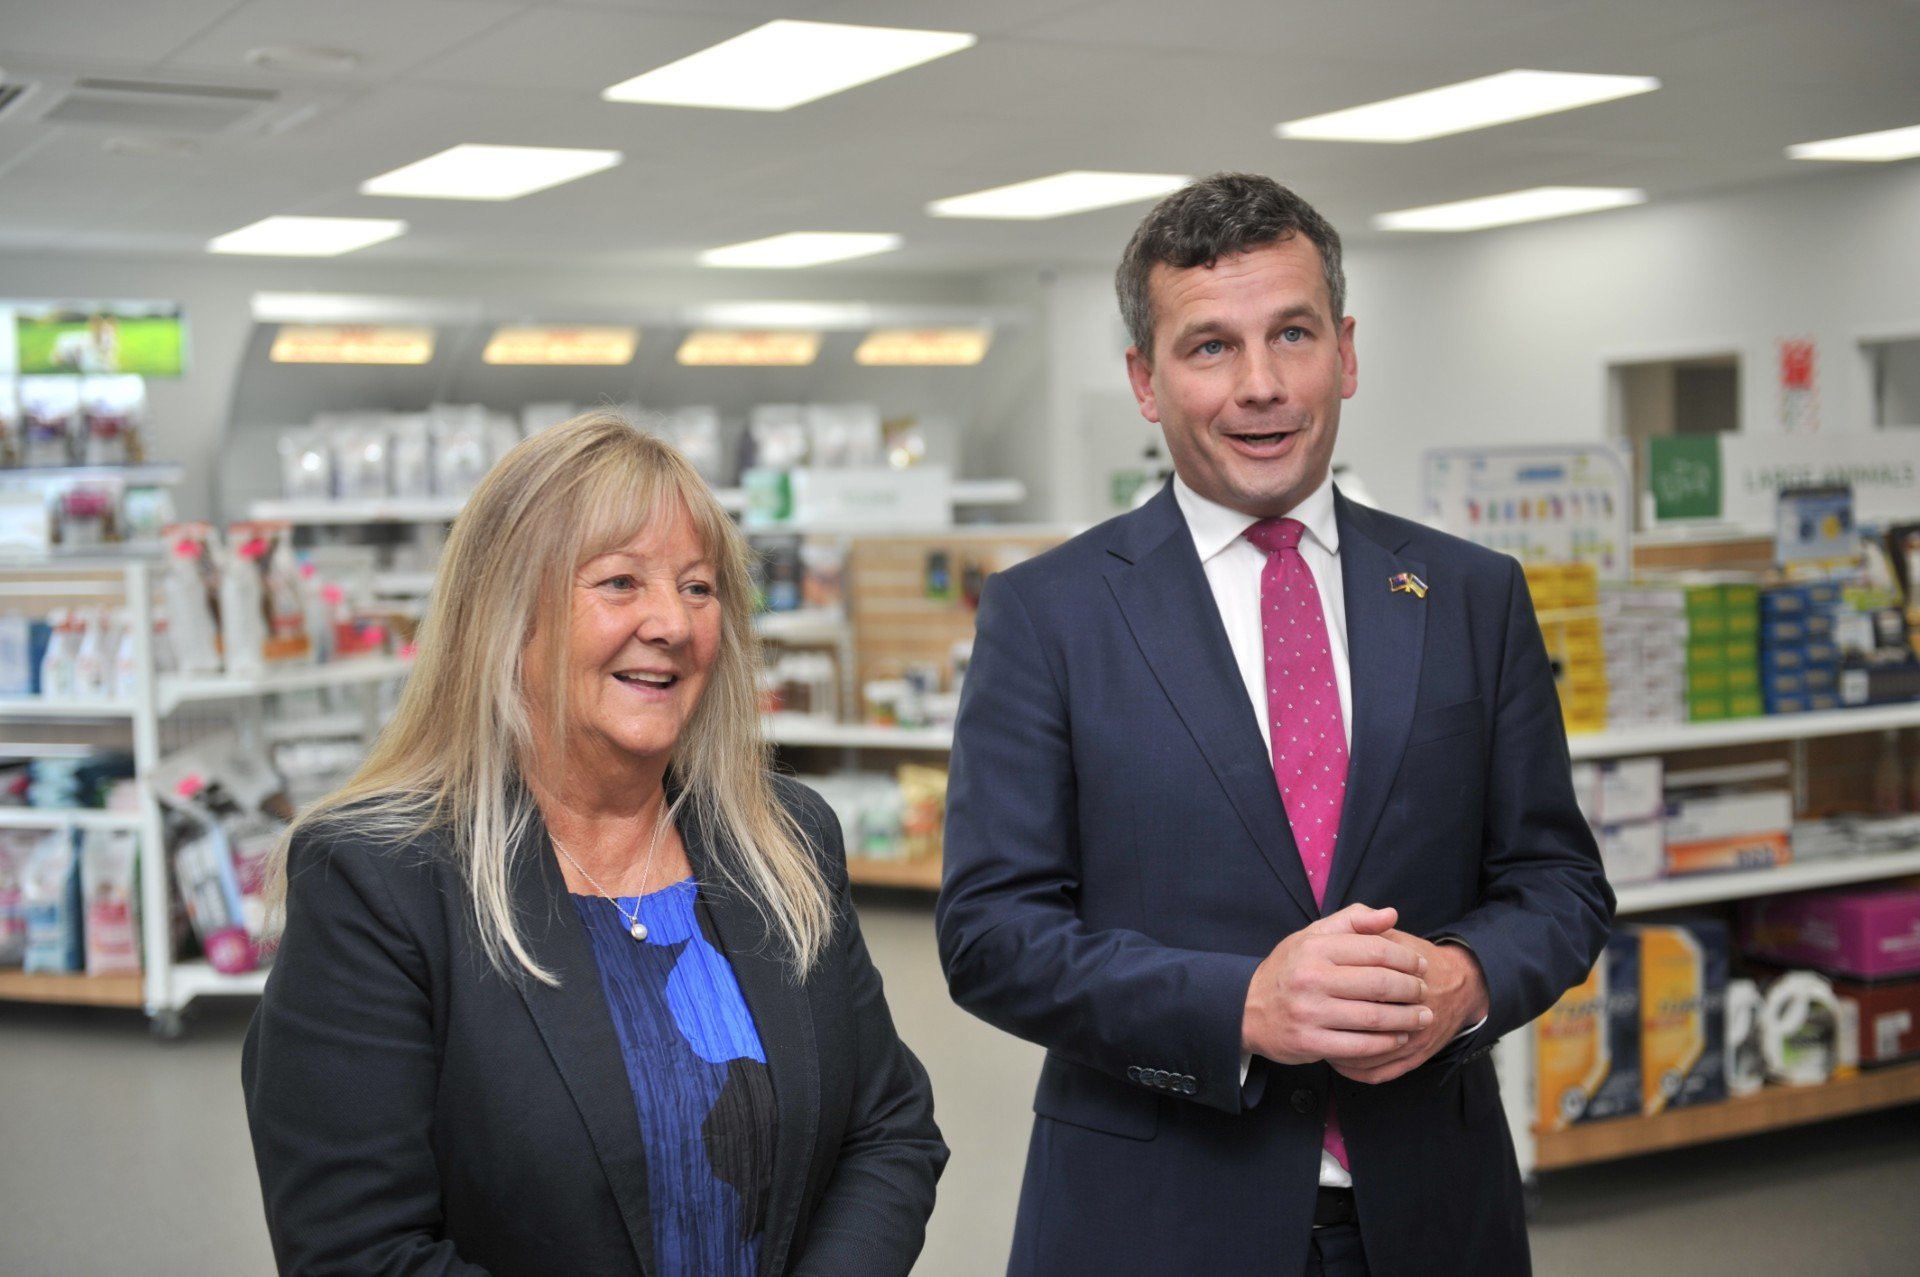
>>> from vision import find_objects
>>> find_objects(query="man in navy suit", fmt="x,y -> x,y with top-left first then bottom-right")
937,173 -> 1613,1276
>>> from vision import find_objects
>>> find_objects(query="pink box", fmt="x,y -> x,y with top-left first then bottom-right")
1739,888 -> 1920,980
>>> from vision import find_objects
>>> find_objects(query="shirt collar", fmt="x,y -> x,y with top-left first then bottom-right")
1172,471 -> 1340,564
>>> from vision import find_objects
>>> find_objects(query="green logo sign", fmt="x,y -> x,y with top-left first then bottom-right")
1649,436 -> 1722,521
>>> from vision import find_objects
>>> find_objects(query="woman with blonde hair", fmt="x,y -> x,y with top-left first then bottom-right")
242,411 -> 945,1276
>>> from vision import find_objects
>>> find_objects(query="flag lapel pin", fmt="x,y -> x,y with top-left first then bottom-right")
1389,572 -> 1428,599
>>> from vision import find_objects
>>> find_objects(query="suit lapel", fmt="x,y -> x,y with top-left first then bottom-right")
1324,494 -> 1427,911
1105,487 -> 1319,920
508,827 -> 657,1274
682,802 -> 819,1277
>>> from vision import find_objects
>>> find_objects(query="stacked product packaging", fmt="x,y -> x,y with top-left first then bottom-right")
0,824 -> 141,978
1741,886 -> 1920,1072
799,764 -> 948,864
1758,581 -> 1843,715
1524,562 -> 1606,734
1535,918 -> 1731,1132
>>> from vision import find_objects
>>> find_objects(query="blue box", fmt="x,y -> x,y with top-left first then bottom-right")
1761,646 -> 1806,672
1763,619 -> 1807,646
1766,694 -> 1810,714
1761,587 -> 1810,617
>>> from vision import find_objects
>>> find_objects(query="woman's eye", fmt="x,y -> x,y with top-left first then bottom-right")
604,575 -> 636,590
683,581 -> 715,599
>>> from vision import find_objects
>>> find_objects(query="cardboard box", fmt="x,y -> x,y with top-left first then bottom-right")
1666,830 -> 1791,875
1831,974 -> 1920,1065
1665,789 -> 1794,846
1600,758 -> 1664,825
1739,888 -> 1920,981
1601,820 -> 1664,885
1535,933 -> 1641,1130
1638,920 -> 1729,1115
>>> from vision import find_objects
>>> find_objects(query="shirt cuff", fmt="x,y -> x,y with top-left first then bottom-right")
1436,935 -> 1489,1041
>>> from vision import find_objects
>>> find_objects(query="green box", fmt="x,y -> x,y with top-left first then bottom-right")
1728,691 -> 1765,718
1725,607 -> 1759,637
1685,587 -> 1725,620
1721,583 -> 1760,611
1689,667 -> 1729,694
1688,693 -> 1731,721
1726,665 -> 1761,692
1687,640 -> 1728,668
1724,637 -> 1760,666
1689,611 -> 1729,640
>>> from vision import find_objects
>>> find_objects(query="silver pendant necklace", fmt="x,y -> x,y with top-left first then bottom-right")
551,804 -> 671,942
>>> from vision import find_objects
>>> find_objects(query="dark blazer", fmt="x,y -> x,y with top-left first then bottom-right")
244,776 -> 945,1276
937,483 -> 1612,1277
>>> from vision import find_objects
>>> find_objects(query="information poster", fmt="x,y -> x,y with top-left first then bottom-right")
13,301 -> 186,377
1421,444 -> 1632,576
1649,433 -> 1920,531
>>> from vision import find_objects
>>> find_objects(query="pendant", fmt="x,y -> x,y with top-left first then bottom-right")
629,921 -> 648,942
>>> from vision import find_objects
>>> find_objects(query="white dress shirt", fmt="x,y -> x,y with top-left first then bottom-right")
1173,473 -> 1355,1190
1173,473 -> 1483,1192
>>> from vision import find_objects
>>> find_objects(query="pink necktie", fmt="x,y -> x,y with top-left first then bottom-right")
1245,517 -> 1351,1171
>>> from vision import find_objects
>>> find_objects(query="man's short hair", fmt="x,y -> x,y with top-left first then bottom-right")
1115,172 -> 1346,359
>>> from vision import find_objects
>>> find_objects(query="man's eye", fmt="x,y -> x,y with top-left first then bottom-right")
1280,327 -> 1307,343
1197,339 -> 1226,357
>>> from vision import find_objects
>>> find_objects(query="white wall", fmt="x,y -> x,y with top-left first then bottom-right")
1039,162 -> 1920,523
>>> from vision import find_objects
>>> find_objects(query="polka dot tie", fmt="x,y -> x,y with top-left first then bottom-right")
1245,516 -> 1350,1171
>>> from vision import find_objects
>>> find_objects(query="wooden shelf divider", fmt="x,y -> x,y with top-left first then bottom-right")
1533,1059 -> 1920,1171
845,855 -> 944,892
0,969 -> 144,1009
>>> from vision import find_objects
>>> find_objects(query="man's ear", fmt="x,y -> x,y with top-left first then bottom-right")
1125,346 -> 1160,423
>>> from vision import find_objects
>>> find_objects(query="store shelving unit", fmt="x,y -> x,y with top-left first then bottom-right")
0,557 -> 412,1035
1499,703 -> 1920,1182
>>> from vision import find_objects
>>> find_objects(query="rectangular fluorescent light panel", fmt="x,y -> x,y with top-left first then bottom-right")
208,215 -> 406,256
856,328 -> 992,366
677,330 -> 821,366
1375,187 -> 1645,232
927,171 -> 1190,220
603,19 -> 974,111
361,144 -> 621,200
483,326 -> 638,366
270,325 -> 435,364
1789,123 -> 1920,162
699,232 -> 901,269
1277,70 -> 1659,143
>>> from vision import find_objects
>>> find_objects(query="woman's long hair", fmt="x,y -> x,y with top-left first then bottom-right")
265,411 -> 832,982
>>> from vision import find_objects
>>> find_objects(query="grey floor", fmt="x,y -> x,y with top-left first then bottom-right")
2,898 -> 1917,1276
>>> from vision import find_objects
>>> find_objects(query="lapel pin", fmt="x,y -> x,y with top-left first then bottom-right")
1389,572 -> 1428,599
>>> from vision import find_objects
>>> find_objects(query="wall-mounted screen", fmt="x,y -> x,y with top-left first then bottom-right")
15,302 -> 187,377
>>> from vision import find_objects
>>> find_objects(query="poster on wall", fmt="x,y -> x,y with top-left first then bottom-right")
1780,338 -> 1818,433
14,301 -> 186,377
1420,444 -> 1632,576
1649,433 -> 1920,531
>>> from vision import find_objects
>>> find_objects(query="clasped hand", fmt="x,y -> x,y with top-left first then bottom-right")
1240,904 -> 1488,1086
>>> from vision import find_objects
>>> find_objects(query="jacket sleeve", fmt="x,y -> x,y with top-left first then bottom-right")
788,791 -> 948,1277
242,828 -> 488,1276
1439,557 -> 1616,1045
935,571 -> 1263,1115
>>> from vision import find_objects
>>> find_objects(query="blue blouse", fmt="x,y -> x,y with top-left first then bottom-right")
571,879 -> 775,1277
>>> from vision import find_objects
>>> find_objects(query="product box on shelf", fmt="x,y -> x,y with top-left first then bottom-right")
1738,887 -> 1920,981
1662,788 -> 1793,876
1600,821 -> 1663,885
1637,918 -> 1729,1115
1829,974 -> 1920,1066
1534,930 -> 1641,1131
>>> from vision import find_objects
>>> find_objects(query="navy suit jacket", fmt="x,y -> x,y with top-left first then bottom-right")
937,483 -> 1612,1276
244,777 -> 945,1276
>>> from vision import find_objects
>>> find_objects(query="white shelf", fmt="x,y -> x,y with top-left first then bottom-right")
249,496 -> 467,524
953,478 -> 1026,506
1569,701 -> 1920,760
158,656 -> 412,714
373,571 -> 436,596
0,807 -> 143,831
753,609 -> 847,642
0,695 -> 135,718
762,715 -> 952,749
1615,847 -> 1920,914
0,463 -> 186,485
263,712 -> 371,742
168,959 -> 269,1001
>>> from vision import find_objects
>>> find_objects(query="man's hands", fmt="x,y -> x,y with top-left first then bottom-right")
1241,905 -> 1491,1084
1241,904 -> 1431,1066
1329,932 -> 1489,1085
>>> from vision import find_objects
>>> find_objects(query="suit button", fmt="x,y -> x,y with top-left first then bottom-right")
1154,1069 -> 1170,1088
1291,1088 -> 1317,1115
1127,1066 -> 1141,1082
1182,1077 -> 1198,1095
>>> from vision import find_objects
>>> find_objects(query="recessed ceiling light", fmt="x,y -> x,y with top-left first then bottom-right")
677,330 -> 821,366
602,19 -> 974,112
270,325 -> 434,364
483,326 -> 638,366
360,144 -> 622,201
927,171 -> 1190,220
1277,70 -> 1659,143
245,45 -> 361,75
699,232 -> 901,269
1788,123 -> 1920,162
855,328 -> 992,366
1375,187 -> 1646,232
208,215 -> 406,256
